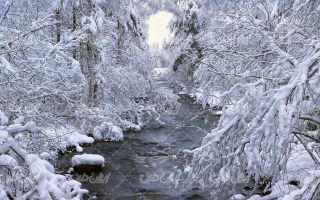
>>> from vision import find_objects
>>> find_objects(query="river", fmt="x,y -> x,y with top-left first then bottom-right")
57,95 -> 220,199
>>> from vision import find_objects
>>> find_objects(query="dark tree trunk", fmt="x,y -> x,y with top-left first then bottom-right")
54,9 -> 61,43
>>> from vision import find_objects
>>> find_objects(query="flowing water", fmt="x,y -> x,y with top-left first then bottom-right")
57,95 -> 220,200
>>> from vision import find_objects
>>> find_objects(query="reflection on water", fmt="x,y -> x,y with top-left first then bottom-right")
57,95 -> 220,200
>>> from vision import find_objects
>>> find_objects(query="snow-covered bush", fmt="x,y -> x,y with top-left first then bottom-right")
58,130 -> 95,153
93,122 -> 123,141
0,109 -> 88,199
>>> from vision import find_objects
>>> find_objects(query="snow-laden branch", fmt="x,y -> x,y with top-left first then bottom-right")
178,1 -> 320,199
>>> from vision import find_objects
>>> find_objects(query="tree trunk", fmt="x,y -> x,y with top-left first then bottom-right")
86,0 -> 97,106
116,19 -> 125,63
86,38 -> 97,106
54,9 -> 61,43
72,7 -> 77,59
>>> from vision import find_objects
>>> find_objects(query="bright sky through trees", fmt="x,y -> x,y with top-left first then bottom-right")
147,11 -> 173,49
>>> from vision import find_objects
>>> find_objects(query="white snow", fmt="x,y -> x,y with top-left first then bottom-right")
71,154 -> 105,167
0,130 -> 9,142
189,88 -> 221,107
4,122 -> 38,134
66,132 -> 94,152
25,154 -> 88,200
0,56 -> 16,73
40,152 -> 51,160
13,116 -> 24,125
153,67 -> 170,76
0,187 -> 9,200
0,111 -> 9,126
184,165 -> 193,173
0,154 -> 18,167
93,122 -> 123,141
230,194 -> 245,200
213,110 -> 223,116
46,128 -> 94,152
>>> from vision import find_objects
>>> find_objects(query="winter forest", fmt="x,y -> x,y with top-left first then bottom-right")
0,0 -> 320,199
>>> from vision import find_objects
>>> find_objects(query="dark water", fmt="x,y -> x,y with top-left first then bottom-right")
57,95 -> 220,200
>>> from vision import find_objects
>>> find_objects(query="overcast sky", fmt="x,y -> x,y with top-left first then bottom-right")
147,11 -> 173,49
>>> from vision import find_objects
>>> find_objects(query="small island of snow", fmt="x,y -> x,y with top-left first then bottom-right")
72,154 -> 105,167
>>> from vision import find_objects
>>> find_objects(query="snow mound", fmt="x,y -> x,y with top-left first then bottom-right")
55,129 -> 95,152
26,154 -> 88,200
93,122 -> 123,141
72,154 -> 105,167
67,133 -> 94,152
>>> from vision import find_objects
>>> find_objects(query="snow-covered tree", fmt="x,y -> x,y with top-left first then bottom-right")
0,0 -> 179,198
179,0 -> 320,199
164,0 -> 204,93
